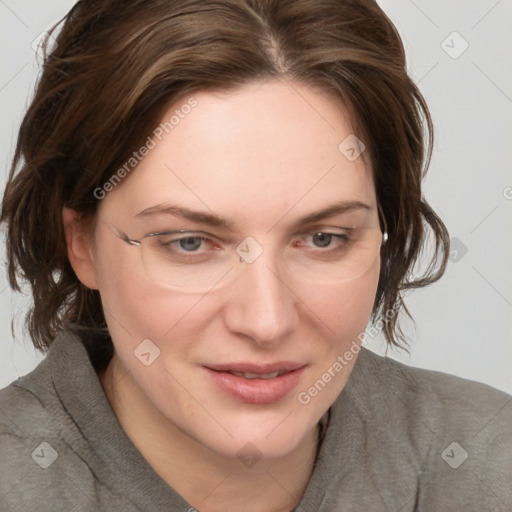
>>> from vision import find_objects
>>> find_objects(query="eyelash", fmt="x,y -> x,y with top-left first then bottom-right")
153,230 -> 353,258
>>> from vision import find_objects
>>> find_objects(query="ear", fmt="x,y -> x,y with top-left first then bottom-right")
62,207 -> 99,290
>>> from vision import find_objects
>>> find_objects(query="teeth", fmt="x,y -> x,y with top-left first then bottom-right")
229,370 -> 285,379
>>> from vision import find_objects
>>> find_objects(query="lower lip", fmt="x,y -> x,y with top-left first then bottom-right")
204,366 -> 307,404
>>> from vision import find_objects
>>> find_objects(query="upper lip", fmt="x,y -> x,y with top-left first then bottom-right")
205,361 -> 307,374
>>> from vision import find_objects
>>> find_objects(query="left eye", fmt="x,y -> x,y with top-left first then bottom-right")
297,232 -> 350,250
176,236 -> 208,252
311,232 -> 335,248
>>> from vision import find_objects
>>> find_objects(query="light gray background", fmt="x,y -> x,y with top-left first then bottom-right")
1,1 -> 511,393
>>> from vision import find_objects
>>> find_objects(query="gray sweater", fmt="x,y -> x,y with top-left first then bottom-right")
0,330 -> 511,511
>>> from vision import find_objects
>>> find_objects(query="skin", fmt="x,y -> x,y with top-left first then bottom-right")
63,77 -> 381,512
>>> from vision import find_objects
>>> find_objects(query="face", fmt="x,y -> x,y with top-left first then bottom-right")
83,78 -> 381,460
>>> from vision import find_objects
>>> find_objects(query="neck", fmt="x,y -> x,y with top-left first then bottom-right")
99,354 -> 320,512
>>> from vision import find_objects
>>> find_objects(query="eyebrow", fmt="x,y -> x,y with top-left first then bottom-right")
134,200 -> 371,230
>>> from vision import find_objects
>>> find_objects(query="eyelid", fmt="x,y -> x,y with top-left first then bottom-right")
146,229 -> 219,239
293,224 -> 357,238
299,225 -> 354,232
148,227 -> 353,240
149,229 -> 356,256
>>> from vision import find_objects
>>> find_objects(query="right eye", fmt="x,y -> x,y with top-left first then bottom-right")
148,232 -> 221,262
169,235 -> 208,252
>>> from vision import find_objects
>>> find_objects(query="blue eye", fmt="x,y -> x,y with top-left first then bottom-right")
312,232 -> 336,248
146,232 -> 216,259
175,236 -> 205,252
299,231 -> 351,253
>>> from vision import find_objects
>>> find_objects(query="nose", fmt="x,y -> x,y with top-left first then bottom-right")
222,251 -> 300,347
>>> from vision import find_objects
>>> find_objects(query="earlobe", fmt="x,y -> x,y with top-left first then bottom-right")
62,207 -> 99,290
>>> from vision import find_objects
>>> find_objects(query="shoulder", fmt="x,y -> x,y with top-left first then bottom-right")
0,337 -> 115,511
0,357 -> 72,509
356,346 -> 512,425
351,347 -> 512,508
0,356 -> 65,437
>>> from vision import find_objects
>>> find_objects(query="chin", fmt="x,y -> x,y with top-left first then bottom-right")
201,408 -> 317,459
209,429 -> 307,463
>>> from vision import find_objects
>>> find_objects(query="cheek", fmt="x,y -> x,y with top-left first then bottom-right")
290,263 -> 380,428
305,259 -> 380,343
93,238 -> 204,343
297,263 -> 380,407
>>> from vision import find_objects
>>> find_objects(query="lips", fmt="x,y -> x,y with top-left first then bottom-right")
203,361 -> 307,404
227,370 -> 287,379
206,361 -> 305,374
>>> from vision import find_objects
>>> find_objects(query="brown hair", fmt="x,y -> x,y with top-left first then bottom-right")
1,0 -> 449,370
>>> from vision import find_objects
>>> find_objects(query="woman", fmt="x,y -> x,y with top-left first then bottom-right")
1,0 -> 510,511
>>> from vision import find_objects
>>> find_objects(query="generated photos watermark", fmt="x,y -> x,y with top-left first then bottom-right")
93,97 -> 198,200
297,299 -> 401,405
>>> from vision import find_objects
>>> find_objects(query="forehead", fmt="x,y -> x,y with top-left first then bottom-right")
100,79 -> 376,229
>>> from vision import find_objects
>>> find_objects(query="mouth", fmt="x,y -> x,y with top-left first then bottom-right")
205,361 -> 305,375
203,362 -> 308,404
224,369 -> 288,379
